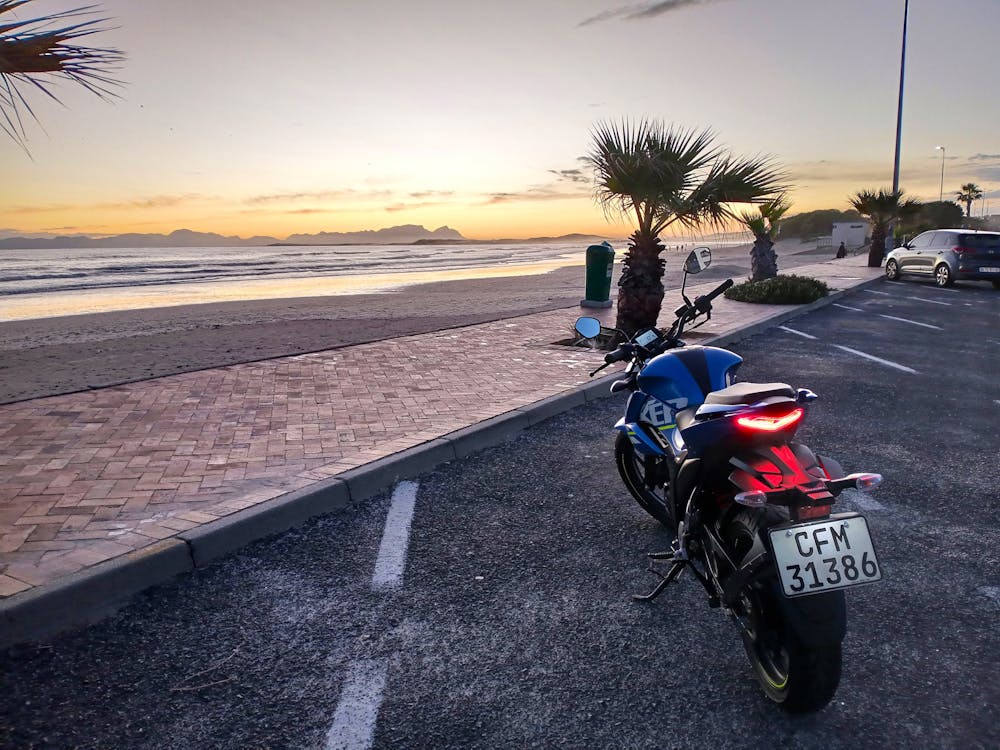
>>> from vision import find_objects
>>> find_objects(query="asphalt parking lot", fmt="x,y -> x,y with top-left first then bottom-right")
2,280 -> 998,749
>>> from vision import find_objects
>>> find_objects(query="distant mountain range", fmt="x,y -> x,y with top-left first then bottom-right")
0,225 -> 613,250
0,225 -> 465,250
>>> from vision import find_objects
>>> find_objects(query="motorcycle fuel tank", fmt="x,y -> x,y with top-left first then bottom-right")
637,345 -> 743,413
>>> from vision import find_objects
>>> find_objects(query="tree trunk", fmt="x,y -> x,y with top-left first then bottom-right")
615,232 -> 666,338
749,235 -> 778,281
868,224 -> 886,268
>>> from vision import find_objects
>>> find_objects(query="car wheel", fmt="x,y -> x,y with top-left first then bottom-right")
934,264 -> 954,287
885,259 -> 901,281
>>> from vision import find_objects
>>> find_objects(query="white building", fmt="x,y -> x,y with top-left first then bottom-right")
832,221 -> 870,251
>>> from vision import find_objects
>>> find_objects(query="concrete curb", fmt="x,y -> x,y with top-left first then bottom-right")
0,539 -> 192,648
0,274 -> 882,648
337,439 -> 457,503
179,478 -> 351,568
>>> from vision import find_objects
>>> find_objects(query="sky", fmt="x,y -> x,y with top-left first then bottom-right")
2,0 -> 999,241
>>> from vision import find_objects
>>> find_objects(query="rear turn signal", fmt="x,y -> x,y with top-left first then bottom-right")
736,408 -> 804,432
735,490 -> 768,507
850,473 -> 883,493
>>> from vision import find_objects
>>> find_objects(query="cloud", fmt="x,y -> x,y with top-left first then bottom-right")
578,0 -> 723,27
244,189 -> 393,205
407,190 -> 454,199
245,189 -> 355,205
969,153 -> 1000,161
9,194 -> 209,214
480,186 -> 590,205
548,168 -> 589,184
786,160 -> 894,184
109,194 -> 202,210
8,203 -> 75,214
968,165 -> 1000,182
385,200 -> 452,213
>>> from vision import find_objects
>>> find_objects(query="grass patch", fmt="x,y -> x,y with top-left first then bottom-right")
724,274 -> 830,304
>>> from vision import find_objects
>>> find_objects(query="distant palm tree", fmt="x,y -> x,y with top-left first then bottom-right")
849,188 -> 920,268
0,1 -> 123,150
586,119 -> 785,336
738,194 -> 790,282
955,183 -> 984,218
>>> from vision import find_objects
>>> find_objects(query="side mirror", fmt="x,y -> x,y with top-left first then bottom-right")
684,246 -> 712,274
574,317 -> 602,340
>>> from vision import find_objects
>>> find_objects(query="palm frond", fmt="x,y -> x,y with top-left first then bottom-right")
849,188 -> 920,229
0,0 -> 123,150
658,153 -> 787,234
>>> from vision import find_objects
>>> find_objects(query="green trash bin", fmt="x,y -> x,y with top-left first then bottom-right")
581,241 -> 615,308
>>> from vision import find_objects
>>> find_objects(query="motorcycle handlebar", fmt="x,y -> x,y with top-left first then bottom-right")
694,278 -> 734,312
604,345 -> 632,364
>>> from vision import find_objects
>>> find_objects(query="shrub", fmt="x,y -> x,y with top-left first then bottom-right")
724,274 -> 829,304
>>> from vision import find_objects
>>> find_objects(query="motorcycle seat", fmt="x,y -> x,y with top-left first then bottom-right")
703,382 -> 795,406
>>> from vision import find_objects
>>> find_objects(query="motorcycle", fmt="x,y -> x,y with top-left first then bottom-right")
575,247 -> 883,713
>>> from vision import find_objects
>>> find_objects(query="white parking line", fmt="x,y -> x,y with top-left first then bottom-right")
833,303 -> 863,312
905,295 -> 951,306
978,586 -> 1000,605
865,289 -> 892,296
840,488 -> 887,512
878,314 -> 943,330
778,325 -> 817,340
324,659 -> 390,750
372,481 -> 419,591
832,345 -> 918,374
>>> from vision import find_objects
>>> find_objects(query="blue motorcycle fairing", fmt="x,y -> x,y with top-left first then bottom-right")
637,346 -> 743,414
617,392 -> 683,458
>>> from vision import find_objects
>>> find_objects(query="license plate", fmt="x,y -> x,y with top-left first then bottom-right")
769,513 -> 881,597
980,267 -> 1000,273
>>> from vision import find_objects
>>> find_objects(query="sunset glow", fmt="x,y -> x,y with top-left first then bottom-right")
3,0 -> 998,241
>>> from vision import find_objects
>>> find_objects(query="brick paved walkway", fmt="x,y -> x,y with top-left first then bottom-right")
0,256 -> 880,599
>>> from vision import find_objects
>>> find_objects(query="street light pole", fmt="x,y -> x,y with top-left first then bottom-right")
891,0 -> 909,194
935,145 -> 945,202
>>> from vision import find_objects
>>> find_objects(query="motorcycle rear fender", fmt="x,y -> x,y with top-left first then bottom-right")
728,442 -> 834,506
777,589 -> 847,648
724,533 -> 847,648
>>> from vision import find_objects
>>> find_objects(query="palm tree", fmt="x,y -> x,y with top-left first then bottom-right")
0,1 -> 123,150
849,188 -> 920,268
738,194 -> 790,282
955,183 -> 984,218
586,119 -> 785,336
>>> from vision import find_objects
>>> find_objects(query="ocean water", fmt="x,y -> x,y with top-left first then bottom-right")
0,243 -> 586,297
0,242 -> 598,321
0,237 -> 748,321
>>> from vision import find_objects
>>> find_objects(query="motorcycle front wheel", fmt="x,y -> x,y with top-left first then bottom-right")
726,507 -> 842,713
614,432 -> 674,527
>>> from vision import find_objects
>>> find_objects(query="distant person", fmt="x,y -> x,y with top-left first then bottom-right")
836,241 -> 847,259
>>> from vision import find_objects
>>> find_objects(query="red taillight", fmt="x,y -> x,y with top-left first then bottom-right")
793,504 -> 831,520
953,246 -> 973,255
736,408 -> 804,432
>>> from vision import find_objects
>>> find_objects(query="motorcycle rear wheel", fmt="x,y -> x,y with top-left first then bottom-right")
726,507 -> 842,713
614,432 -> 673,527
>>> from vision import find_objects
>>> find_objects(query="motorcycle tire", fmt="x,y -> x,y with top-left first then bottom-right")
614,432 -> 674,527
726,506 -> 842,714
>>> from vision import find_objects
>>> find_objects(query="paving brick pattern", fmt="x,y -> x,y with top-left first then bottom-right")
0,257 -> 879,598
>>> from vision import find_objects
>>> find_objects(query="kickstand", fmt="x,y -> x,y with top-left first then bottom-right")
633,561 -> 685,602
